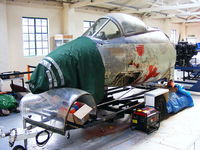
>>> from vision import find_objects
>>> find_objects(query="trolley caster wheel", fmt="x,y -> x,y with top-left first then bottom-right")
155,95 -> 167,121
12,145 -> 26,150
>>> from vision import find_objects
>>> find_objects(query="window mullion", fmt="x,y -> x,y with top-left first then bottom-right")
46,18 -> 49,55
27,21 -> 30,56
34,19 -> 37,56
41,21 -> 44,56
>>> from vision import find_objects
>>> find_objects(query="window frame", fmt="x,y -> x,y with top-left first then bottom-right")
93,20 -> 121,40
170,29 -> 176,44
22,17 -> 49,57
83,20 -> 95,32
83,18 -> 109,37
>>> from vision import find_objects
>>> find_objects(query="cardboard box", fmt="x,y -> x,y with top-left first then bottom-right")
67,113 -> 74,123
73,104 -> 93,125
58,103 -> 93,125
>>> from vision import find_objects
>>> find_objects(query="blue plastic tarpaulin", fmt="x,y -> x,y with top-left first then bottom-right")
167,84 -> 194,113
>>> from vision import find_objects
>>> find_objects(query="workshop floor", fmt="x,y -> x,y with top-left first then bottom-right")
0,93 -> 200,150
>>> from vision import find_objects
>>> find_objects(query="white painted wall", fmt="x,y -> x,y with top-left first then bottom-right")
143,18 -> 166,31
186,23 -> 200,43
0,1 -> 9,72
142,17 -> 185,44
171,23 -> 182,42
166,23 -> 200,43
67,8 -> 105,38
6,2 -> 63,72
1,1 -> 105,76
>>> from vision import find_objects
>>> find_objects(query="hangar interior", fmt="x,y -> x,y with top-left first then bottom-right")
0,0 -> 200,150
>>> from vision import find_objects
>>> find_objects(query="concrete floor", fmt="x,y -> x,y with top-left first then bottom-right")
0,93 -> 200,150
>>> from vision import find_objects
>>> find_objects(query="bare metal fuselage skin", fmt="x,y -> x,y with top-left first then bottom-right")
95,31 -> 176,86
85,13 -> 176,86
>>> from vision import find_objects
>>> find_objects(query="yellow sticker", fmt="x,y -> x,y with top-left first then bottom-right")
132,119 -> 138,124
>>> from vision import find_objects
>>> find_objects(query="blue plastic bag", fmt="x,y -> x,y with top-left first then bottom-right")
167,84 -> 194,113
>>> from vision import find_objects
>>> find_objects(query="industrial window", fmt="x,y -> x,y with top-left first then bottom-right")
170,29 -> 176,44
83,20 -> 95,32
22,17 -> 49,56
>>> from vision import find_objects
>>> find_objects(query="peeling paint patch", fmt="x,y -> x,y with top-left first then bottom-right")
136,45 -> 144,56
128,60 -> 140,68
133,63 -> 140,68
144,65 -> 159,82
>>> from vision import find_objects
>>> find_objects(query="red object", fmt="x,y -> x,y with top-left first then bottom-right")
167,80 -> 175,87
74,102 -> 83,108
69,109 -> 76,114
0,92 -> 10,94
69,102 -> 84,113
136,45 -> 144,56
144,65 -> 159,82
27,65 -> 31,80
134,107 -> 157,117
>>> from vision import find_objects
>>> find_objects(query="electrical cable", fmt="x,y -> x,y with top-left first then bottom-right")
9,128 -> 17,147
35,130 -> 51,147
12,145 -> 26,150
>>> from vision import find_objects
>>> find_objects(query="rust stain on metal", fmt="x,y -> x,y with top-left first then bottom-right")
128,60 -> 140,69
109,47 -> 125,56
83,122 -> 130,140
133,63 -> 140,68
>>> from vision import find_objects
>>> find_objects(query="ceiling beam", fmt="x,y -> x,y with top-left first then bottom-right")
106,2 -> 138,11
116,0 -> 134,10
173,18 -> 200,23
70,0 -> 115,8
117,2 -> 200,13
154,2 -> 200,11
151,11 -> 200,19
145,0 -> 163,7
75,6 -> 110,13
